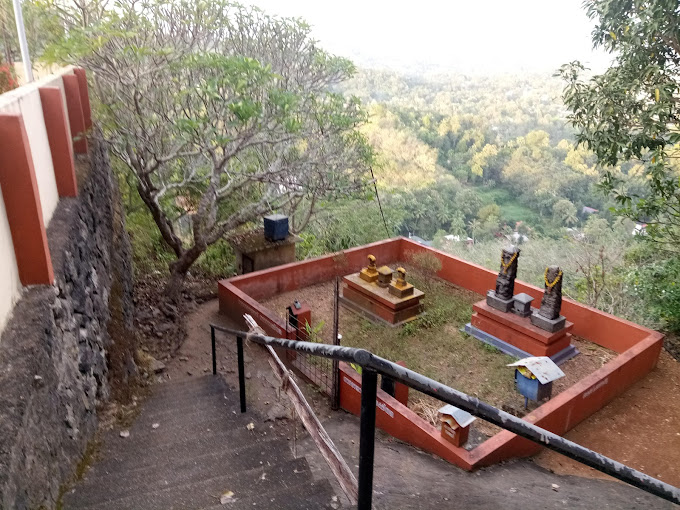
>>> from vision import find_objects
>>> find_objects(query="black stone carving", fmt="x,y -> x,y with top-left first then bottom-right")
538,265 -> 563,320
495,246 -> 520,301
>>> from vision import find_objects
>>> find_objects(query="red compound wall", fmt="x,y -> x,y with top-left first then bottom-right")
218,237 -> 663,469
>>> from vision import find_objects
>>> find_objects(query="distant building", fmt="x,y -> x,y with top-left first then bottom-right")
633,223 -> 647,236
408,234 -> 432,247
582,206 -> 599,215
508,231 -> 529,244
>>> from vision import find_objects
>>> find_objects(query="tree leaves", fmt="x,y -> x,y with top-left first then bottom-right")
558,0 -> 680,249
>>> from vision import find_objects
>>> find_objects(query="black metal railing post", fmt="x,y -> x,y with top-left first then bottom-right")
237,336 -> 247,413
211,326 -> 217,375
358,368 -> 378,510
331,276 -> 341,410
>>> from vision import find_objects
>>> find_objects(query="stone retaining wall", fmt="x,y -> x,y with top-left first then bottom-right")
0,136 -> 135,509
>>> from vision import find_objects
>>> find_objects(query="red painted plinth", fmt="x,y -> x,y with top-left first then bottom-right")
73,68 -> 92,129
289,301 -> 311,341
341,273 -> 423,325
442,422 -> 470,447
471,300 -> 573,357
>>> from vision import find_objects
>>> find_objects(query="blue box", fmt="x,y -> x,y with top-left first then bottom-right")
264,214 -> 289,241
514,369 -> 553,402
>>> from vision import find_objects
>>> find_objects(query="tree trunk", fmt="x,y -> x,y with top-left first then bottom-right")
163,244 -> 205,302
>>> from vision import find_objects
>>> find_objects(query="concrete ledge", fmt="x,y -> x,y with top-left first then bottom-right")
464,323 -> 579,365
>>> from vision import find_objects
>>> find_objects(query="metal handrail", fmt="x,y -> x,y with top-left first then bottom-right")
210,323 -> 680,508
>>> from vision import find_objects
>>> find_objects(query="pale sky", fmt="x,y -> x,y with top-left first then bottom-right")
241,0 -> 612,74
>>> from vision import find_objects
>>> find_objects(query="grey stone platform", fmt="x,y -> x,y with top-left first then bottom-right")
464,324 -> 579,365
63,375 -> 341,509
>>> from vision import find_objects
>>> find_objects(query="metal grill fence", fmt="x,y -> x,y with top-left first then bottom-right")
284,277 -> 341,404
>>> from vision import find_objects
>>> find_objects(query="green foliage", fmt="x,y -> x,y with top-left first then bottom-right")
125,208 -> 175,275
193,240 -> 235,278
477,203 -> 501,223
627,254 -> 680,333
296,198 -> 403,259
559,0 -> 680,248
41,0 -> 375,285
304,320 -> 326,343
553,198 -> 578,227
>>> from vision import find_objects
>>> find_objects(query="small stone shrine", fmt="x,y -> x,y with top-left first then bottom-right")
340,255 -> 424,326
228,215 -> 301,274
466,248 -> 578,364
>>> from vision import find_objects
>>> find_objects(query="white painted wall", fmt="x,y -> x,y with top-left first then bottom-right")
0,67 -> 74,337
0,191 -> 22,334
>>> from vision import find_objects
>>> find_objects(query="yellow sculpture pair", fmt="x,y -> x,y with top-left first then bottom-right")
359,255 -> 414,298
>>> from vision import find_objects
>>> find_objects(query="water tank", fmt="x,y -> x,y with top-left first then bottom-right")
263,214 -> 289,241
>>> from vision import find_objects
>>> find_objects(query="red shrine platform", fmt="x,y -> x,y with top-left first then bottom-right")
470,300 -> 574,357
340,273 -> 424,326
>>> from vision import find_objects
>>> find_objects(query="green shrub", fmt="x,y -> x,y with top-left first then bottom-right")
126,208 -> 175,275
194,240 -> 235,278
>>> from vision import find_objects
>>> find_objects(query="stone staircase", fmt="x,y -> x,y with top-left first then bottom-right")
63,375 -> 341,509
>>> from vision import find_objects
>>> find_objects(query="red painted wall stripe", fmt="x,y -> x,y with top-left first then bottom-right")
39,86 -> 77,197
0,114 -> 54,285
62,74 -> 88,154
73,68 -> 92,129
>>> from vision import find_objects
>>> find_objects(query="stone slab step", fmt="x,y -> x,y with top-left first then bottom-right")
67,437 -> 295,508
130,393 -> 241,427
92,422 -> 279,476
150,375 -> 228,398
137,386 -> 238,415
200,479 -> 340,510
101,407 -> 253,450
144,375 -> 236,403
68,457 -> 313,510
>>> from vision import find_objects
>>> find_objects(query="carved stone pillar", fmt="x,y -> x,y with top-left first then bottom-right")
486,246 -> 520,312
531,265 -> 566,332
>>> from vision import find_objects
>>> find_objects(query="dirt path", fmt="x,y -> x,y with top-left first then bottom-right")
535,350 -> 680,487
162,299 -> 678,509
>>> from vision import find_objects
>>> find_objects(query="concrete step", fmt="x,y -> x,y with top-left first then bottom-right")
92,419 -> 279,476
200,479 -> 340,509
144,375 -> 236,403
69,457 -> 313,510
101,407 -> 253,449
67,437 -> 295,508
64,375 -> 341,510
138,386 -> 238,416
150,375 -> 229,398
130,393 -> 241,427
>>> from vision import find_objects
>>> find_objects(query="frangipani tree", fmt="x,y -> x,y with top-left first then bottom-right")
47,0 -> 374,295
